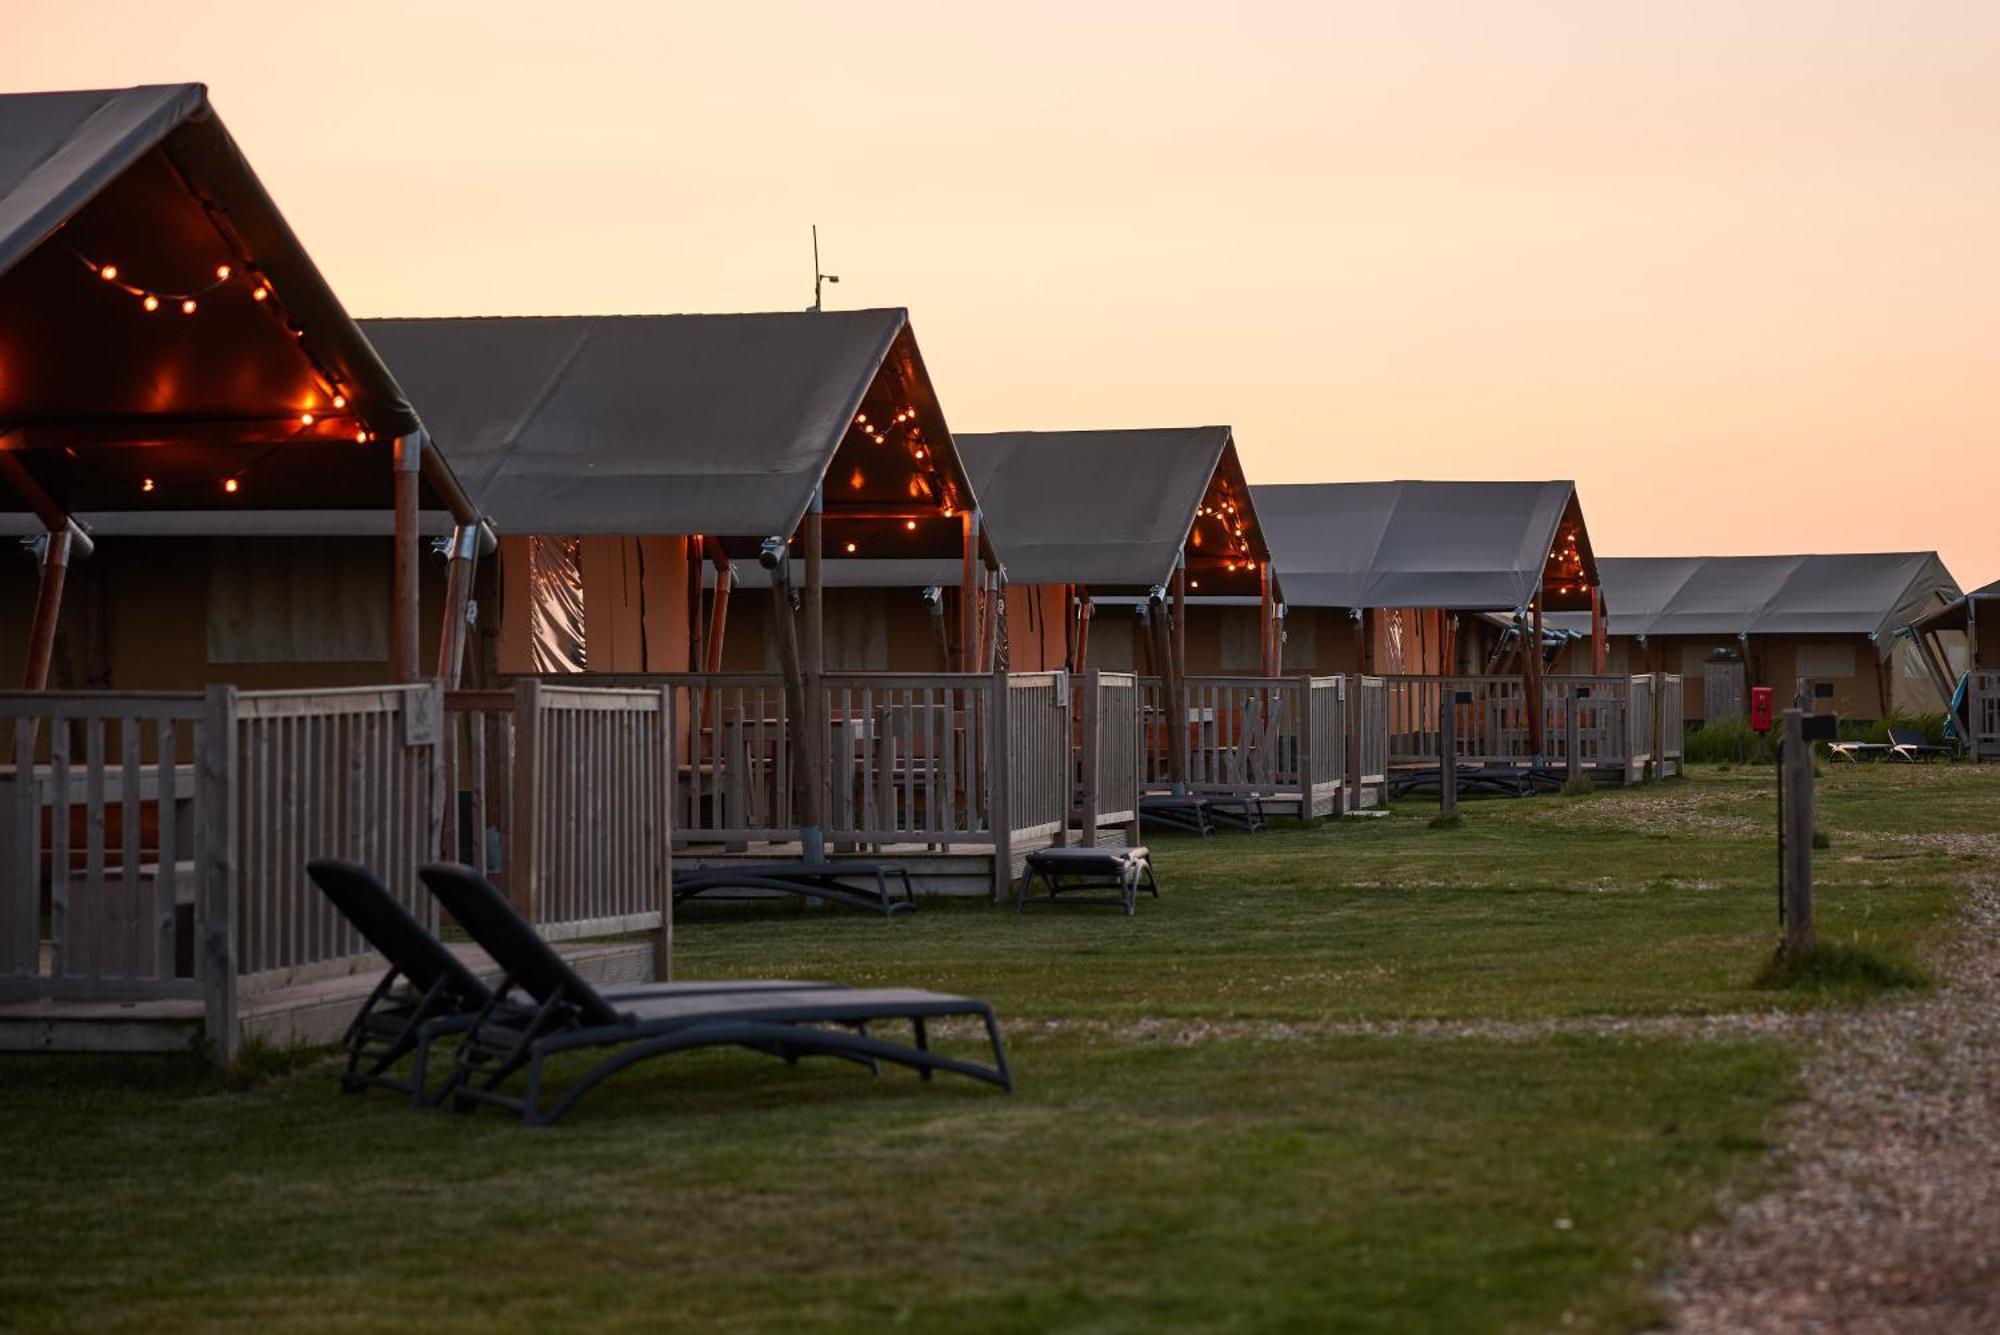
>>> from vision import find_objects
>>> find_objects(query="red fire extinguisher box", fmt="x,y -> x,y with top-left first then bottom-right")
1749,686 -> 1774,733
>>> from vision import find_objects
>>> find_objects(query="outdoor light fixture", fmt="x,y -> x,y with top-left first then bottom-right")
758,536 -> 787,570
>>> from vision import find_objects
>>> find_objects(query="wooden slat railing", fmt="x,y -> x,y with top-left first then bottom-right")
234,685 -> 443,991
1357,675 -> 1389,787
1656,673 -> 1685,776
1077,670 -> 1141,841
1000,671 -> 1070,847
1970,671 -> 2000,761
1626,675 -> 1656,773
1305,676 -> 1347,815
0,692 -> 208,1004
443,684 -> 672,944
823,673 -> 996,846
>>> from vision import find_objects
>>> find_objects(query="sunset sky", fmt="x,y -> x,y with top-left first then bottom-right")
7,2 -> 1997,583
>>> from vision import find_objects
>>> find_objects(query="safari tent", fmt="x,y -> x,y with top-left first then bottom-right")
1908,577 -> 1999,758
1548,554 -> 1963,725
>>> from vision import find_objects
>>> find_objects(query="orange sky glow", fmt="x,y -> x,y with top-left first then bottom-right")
6,1 -> 1996,584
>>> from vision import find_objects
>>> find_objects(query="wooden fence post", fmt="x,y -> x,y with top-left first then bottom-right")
1780,708 -> 1815,958
988,668 -> 1012,902
1439,691 -> 1459,823
509,678 -> 542,919
1344,674 -> 1362,814
1562,685 -> 1586,795
654,685 -> 674,981
1296,680 -> 1315,823
197,685 -> 239,1068
1080,670 -> 1100,848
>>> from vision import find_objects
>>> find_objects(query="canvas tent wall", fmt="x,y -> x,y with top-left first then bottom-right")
1235,479 -> 1602,678
1910,578 -> 2000,759
1546,553 -> 1963,722
0,83 -> 483,689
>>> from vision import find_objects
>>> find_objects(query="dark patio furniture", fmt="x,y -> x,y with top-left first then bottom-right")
673,861 -> 916,916
1015,846 -> 1158,917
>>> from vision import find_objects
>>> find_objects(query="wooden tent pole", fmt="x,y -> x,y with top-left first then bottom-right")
1172,562 -> 1188,685
686,536 -> 706,673
704,539 -> 731,672
1590,586 -> 1608,674
802,500 -> 825,857
21,528 -> 72,690
435,523 -> 480,687
1260,562 -> 1276,677
760,538 -> 818,852
1525,597 -> 1546,755
392,433 -> 423,683
1074,591 -> 1092,678
960,510 -> 979,672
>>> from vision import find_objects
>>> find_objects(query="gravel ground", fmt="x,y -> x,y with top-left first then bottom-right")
1665,872 -> 2000,1332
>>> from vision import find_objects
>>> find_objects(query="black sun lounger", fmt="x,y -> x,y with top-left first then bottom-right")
1015,846 -> 1158,917
673,861 -> 916,916
418,863 -> 1013,1126
306,859 -> 842,1105
1140,794 -> 1214,836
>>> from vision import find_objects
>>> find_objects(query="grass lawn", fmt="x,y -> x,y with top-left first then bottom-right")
3,764 -> 1992,1333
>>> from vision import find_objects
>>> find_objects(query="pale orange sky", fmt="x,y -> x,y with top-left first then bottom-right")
7,2 -> 1997,584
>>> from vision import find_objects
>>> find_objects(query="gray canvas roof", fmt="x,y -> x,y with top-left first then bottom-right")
361,310 -> 919,538
955,428 -> 1236,588
0,84 -> 478,522
1550,554 -> 1961,651
1253,480 -> 1580,611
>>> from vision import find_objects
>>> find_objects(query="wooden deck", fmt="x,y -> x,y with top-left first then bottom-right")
0,936 -> 656,1054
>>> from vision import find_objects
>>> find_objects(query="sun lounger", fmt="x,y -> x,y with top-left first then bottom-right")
417,863 -> 1013,1125
672,861 -> 916,916
306,859 -> 840,1104
1827,740 -> 1890,762
1887,727 -> 1954,763
1140,794 -> 1214,835
1015,845 -> 1158,917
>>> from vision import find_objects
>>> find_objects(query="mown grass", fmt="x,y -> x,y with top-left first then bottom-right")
2,764 -> 1991,1333
675,763 -> 1984,1021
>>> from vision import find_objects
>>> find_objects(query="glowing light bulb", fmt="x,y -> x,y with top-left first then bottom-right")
331,394 -> 347,409
855,413 -> 869,424
181,299 -> 197,315
99,264 -> 118,281
905,519 -> 917,531
141,478 -> 155,493
844,542 -> 858,554
913,448 -> 926,460
224,478 -> 240,494
299,413 -> 315,426
252,285 -> 269,301
215,264 -> 232,280
141,294 -> 159,312
354,428 -> 368,443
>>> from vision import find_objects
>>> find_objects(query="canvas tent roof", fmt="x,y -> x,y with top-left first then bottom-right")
1911,576 -> 2000,636
361,309 -> 974,543
1252,480 -> 1583,611
953,427 -> 1245,589
1548,554 -> 1961,653
0,84 -> 474,525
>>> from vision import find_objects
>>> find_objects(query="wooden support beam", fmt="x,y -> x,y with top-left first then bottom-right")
1780,708 -> 1815,958
435,525 -> 479,688
960,510 -> 979,672
1590,586 -> 1608,674
704,554 -> 732,673
1172,563 -> 1188,684
1525,600 -> 1545,756
21,528 -> 72,690
1347,612 -> 1364,813
801,504 -> 826,859
686,536 -> 707,674
1260,562 -> 1276,677
1074,591 -> 1092,678
392,434 -> 422,683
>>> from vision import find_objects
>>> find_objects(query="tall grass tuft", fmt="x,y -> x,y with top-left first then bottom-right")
1753,942 -> 1927,999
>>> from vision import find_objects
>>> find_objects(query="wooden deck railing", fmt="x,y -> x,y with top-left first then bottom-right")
1076,670 -> 1141,842
1,692 -> 210,1006
1135,675 -> 1355,815
1656,674 -> 1685,776
234,686 -> 444,991
1383,674 -> 1678,781
1970,671 -> 2000,761
821,673 -> 999,846
443,684 -> 672,944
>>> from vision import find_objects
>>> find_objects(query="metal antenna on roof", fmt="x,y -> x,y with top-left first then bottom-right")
811,225 -> 839,312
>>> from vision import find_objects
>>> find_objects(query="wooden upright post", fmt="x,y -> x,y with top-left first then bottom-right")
1524,600 -> 1546,757
436,524 -> 479,688
21,527 -> 72,690
509,678 -> 543,918
1171,563 -> 1188,685
802,503 -> 826,860
1562,685 -> 1586,794
197,684 -> 240,1067
392,433 -> 423,683
1260,562 -> 1276,677
960,510 -> 980,672
1346,612 -> 1365,812
704,547 -> 732,672
1074,592 -> 1092,677
988,665 -> 1012,901
1780,708 -> 1815,957
1079,668 -> 1101,847
1590,586 -> 1608,675
1439,690 -> 1459,823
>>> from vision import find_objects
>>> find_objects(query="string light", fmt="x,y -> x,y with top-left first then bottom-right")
299,412 -> 315,427
331,394 -> 347,409
905,519 -> 917,531
844,541 -> 858,554
141,478 -> 155,493
99,265 -> 118,282
142,294 -> 159,312
181,299 -> 197,315
252,285 -> 269,302
223,478 -> 239,494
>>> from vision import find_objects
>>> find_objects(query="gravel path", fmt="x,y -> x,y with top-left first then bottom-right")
1665,873 -> 2000,1332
